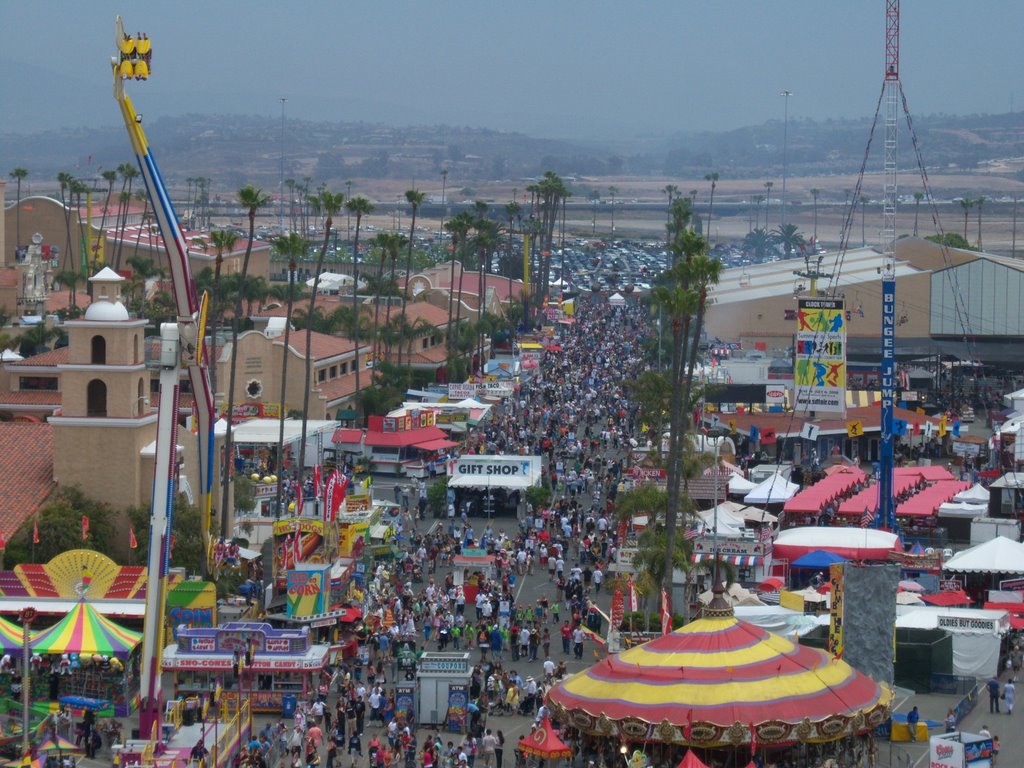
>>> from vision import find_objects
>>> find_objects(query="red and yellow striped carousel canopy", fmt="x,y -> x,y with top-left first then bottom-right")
30,600 -> 141,660
547,612 -> 892,748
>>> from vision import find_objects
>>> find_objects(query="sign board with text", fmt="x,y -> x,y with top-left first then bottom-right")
794,298 -> 846,413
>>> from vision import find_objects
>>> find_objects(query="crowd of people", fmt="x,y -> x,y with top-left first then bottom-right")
231,299 -> 651,768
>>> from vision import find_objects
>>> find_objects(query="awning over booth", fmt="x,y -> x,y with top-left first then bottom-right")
943,536 -> 1024,574
772,526 -> 901,562
31,600 -> 142,659
954,483 -> 991,504
921,590 -> 972,607
743,473 -> 799,505
233,419 -> 337,446
364,426 -> 448,448
791,550 -> 848,569
0,615 -> 26,656
896,480 -> 971,518
783,469 -> 865,514
413,438 -> 460,451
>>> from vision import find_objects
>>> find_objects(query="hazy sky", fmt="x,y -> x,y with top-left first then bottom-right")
2,2 -> 1022,140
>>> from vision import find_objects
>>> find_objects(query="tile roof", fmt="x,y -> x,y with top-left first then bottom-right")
0,391 -> 62,406
0,423 -> 54,542
275,331 -> 364,362
7,347 -> 70,368
316,371 -> 361,405
406,262 -> 525,302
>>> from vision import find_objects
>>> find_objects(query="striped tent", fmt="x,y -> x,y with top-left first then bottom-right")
0,615 -> 27,656
30,600 -> 141,659
546,597 -> 892,749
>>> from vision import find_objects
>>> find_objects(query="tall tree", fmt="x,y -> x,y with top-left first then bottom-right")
56,172 -> 75,271
298,190 -> 344,476
272,233 -> 308,518
810,188 -> 821,244
663,184 -> 680,228
444,212 -> 474,362
399,189 -> 425,367
472,212 -> 501,372
8,167 -> 28,249
220,185 -> 270,537
704,172 -> 719,243
976,195 -> 985,250
208,229 -> 239,405
113,163 -> 139,271
960,197 -> 974,242
912,191 -> 924,237
345,196 -> 375,421
369,232 -> 407,374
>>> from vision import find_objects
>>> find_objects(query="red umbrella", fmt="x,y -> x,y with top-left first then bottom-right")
757,577 -> 784,592
516,716 -> 572,759
676,751 -> 709,768
816,582 -> 832,594
921,589 -> 971,606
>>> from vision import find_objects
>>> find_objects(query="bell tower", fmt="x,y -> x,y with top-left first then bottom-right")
51,267 -> 157,511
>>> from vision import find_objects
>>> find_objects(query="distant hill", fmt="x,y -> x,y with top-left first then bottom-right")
3,111 -> 1022,192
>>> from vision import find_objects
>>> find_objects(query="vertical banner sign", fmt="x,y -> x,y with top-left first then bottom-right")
879,280 -> 896,530
827,562 -> 845,659
446,683 -> 468,733
395,684 -> 415,724
794,298 -> 846,413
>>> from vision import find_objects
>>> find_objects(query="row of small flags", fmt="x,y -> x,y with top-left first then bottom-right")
749,415 -> 960,443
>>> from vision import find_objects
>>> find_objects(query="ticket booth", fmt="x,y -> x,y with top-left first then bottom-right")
415,652 -> 471,727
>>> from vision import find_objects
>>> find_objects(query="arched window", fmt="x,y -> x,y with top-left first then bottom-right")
87,379 -> 107,417
137,378 -> 145,416
91,335 -> 106,365
133,334 -> 139,364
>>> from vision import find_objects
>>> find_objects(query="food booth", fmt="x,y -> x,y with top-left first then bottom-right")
161,622 -> 330,714
451,549 -> 496,603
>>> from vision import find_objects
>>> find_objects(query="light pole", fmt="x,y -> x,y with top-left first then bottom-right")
439,169 -> 449,250
780,90 -> 792,228
279,97 -> 287,235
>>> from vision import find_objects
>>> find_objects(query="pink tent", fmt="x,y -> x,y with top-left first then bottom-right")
676,751 -> 709,768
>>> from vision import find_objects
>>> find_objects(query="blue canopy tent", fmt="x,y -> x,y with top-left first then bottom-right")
791,549 -> 849,569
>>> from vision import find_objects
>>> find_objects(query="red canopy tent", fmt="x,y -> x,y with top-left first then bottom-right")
676,751 -> 709,768
783,470 -> 865,514
896,481 -> 971,519
921,589 -> 972,606
516,716 -> 572,759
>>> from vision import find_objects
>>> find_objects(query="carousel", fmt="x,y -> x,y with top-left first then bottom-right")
546,586 -> 893,767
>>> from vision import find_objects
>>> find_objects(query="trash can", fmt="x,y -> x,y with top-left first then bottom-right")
182,697 -> 197,726
281,694 -> 297,718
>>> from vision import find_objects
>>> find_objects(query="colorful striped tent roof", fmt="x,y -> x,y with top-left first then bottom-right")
546,601 -> 892,749
31,601 -> 141,659
0,615 -> 26,656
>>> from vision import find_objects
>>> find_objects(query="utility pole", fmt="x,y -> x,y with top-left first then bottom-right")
780,90 -> 792,228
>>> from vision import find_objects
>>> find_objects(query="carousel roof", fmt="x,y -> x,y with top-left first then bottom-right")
31,599 -> 142,659
546,598 -> 892,748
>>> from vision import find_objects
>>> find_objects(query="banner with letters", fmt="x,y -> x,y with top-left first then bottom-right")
794,298 -> 846,413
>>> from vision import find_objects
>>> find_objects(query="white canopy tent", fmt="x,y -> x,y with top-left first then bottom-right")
953,484 -> 990,504
942,536 -> 1024,574
895,607 -> 1009,678
306,272 -> 357,293
231,418 -> 338,446
937,501 -> 988,518
743,473 -> 800,505
608,292 -> 626,307
733,606 -> 828,637
727,473 -> 758,494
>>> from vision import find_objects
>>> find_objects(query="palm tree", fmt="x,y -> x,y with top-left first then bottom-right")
704,172 -> 719,244
112,164 -> 140,270
750,195 -> 764,233
444,212 -> 474,359
772,223 -> 806,259
272,233 -> 308,518
53,269 -> 82,309
976,195 -> 985,250
94,169 -> 119,265
56,172 -> 75,271
663,184 -> 680,228
220,185 -> 270,536
208,229 -> 239,399
345,196 -> 375,421
608,185 -> 619,234
69,178 -> 90,275
369,232 -> 407,376
913,191 -> 929,237
399,189 -> 425,366
298,191 -> 344,475
743,228 -> 774,262
960,197 -> 974,242
8,168 -> 28,249
473,215 -> 502,372
504,201 -> 522,303
810,188 -> 821,245
125,255 -> 165,318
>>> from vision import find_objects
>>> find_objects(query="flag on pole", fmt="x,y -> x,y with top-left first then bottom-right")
626,575 -> 638,613
860,507 -> 873,529
660,588 -> 672,635
129,526 -> 138,549
684,525 -> 701,541
32,521 -> 39,544
81,516 -> 90,541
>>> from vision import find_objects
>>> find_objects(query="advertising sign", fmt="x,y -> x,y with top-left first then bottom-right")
446,684 -> 468,733
395,685 -> 416,723
939,579 -> 963,592
452,455 -> 541,485
167,581 -> 216,639
828,562 -> 845,659
286,564 -> 330,618
929,737 -> 964,768
936,615 -> 997,633
272,518 -> 326,588
794,298 -> 846,413
448,383 -> 479,400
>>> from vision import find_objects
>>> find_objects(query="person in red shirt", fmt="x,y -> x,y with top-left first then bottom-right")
560,622 -> 572,655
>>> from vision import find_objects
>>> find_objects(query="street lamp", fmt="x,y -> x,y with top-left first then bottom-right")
279,97 -> 287,235
780,90 -> 792,228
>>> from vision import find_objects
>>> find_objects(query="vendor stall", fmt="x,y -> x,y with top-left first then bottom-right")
25,600 -> 142,717
161,622 -> 330,714
894,608 -> 1009,679
447,456 -> 541,518
451,549 -> 496,603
